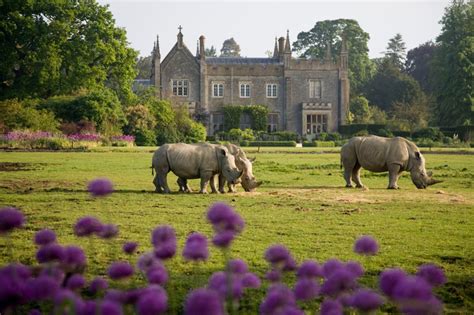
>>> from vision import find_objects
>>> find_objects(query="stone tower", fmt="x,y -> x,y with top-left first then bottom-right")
339,35 -> 350,126
151,35 -> 161,98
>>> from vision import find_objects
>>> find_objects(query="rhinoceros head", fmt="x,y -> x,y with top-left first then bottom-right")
218,148 -> 242,184
236,155 -> 260,192
410,151 -> 442,189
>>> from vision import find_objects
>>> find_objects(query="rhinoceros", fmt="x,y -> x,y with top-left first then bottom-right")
177,143 -> 261,193
152,143 -> 242,194
340,136 -> 442,189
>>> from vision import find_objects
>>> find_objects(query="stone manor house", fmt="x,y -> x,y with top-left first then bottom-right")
150,28 -> 350,137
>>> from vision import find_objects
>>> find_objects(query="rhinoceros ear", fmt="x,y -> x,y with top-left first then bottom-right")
415,152 -> 421,160
220,148 -> 227,156
249,157 -> 256,163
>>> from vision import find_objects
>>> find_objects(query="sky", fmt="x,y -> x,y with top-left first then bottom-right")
97,0 -> 450,59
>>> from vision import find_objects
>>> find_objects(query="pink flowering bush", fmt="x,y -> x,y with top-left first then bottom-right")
0,178 -> 447,314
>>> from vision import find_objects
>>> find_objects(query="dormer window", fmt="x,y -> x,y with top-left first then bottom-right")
172,79 -> 189,96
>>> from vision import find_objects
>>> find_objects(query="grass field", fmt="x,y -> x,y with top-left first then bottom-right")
0,147 -> 473,313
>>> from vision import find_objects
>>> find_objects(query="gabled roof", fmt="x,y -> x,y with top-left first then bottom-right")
161,42 -> 200,70
205,57 -> 282,65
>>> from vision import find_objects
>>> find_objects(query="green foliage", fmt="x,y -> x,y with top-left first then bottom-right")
365,59 -> 425,112
303,141 -> 336,147
384,33 -> 407,70
262,131 -> 299,141
412,127 -> 444,141
0,0 -> 138,103
248,141 -> 297,147
0,99 -> 59,132
339,124 -> 387,136
390,98 -> 431,134
350,96 -> 371,123
292,19 -> 375,94
124,105 -> 157,146
432,0 -> 473,126
174,106 -> 207,143
135,56 -> 152,80
40,89 -> 126,136
375,129 -> 394,138
245,105 -> 269,131
205,46 -> 217,57
405,41 -> 438,94
223,106 -> 243,131
220,38 -> 241,57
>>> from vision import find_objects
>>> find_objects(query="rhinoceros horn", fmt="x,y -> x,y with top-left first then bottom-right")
426,176 -> 443,186
256,181 -> 263,187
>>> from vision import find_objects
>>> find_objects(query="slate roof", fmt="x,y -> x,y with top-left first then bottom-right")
205,57 -> 282,65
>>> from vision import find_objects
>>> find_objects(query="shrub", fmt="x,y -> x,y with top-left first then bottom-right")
0,98 -> 59,133
413,127 -> 444,141
375,129 -> 393,137
248,141 -> 297,147
354,129 -> 369,136
314,141 -> 336,147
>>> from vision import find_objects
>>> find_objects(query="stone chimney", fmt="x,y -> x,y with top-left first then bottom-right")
199,35 -> 205,60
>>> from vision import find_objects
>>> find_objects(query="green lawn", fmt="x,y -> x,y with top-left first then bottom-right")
0,147 -> 473,313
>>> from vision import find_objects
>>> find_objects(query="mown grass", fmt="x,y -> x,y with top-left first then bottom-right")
0,148 -> 473,313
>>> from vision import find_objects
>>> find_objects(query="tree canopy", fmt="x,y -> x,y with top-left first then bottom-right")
405,41 -> 438,94
220,38 -> 241,57
384,33 -> 407,70
0,0 -> 137,103
292,19 -> 375,94
432,0 -> 473,126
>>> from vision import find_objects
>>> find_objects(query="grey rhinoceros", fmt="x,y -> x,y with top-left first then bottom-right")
340,136 -> 442,189
152,143 -> 242,194
177,143 -> 261,193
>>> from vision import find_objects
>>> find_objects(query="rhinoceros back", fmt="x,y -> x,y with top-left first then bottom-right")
166,143 -> 218,179
356,136 -> 410,172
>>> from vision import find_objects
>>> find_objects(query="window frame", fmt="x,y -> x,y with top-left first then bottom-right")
212,82 -> 224,98
239,82 -> 251,98
309,79 -> 322,99
306,113 -> 328,134
172,79 -> 189,97
266,83 -> 278,98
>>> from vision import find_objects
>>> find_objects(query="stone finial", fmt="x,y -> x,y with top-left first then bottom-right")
284,30 -> 291,53
324,41 -> 332,61
199,35 -> 205,60
278,37 -> 285,56
196,40 -> 199,57
273,37 -> 279,58
177,25 -> 183,48
154,35 -> 160,58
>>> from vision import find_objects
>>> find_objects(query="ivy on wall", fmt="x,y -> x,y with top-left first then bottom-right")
222,104 -> 269,131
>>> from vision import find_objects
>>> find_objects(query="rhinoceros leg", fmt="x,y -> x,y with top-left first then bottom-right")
177,178 -> 192,193
153,173 -> 163,193
387,164 -> 401,189
209,175 -> 219,194
351,163 -> 364,188
218,174 -> 226,193
199,171 -> 214,194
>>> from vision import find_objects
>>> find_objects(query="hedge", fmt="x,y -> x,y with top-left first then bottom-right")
246,141 -> 297,147
302,141 -> 336,147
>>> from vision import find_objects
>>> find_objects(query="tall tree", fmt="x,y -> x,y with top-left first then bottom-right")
292,19 -> 375,94
432,0 -> 473,126
0,0 -> 137,103
405,41 -> 438,94
205,46 -> 217,57
384,33 -> 407,70
136,55 -> 152,79
220,38 -> 241,57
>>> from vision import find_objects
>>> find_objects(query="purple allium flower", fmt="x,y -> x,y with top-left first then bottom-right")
87,178 -> 114,197
66,274 -> 85,290
350,289 -> 384,312
0,272 -> 26,308
0,207 -> 25,234
416,264 -> 447,287
207,202 -> 244,233
90,277 -> 108,294
80,301 -> 98,315
353,235 -> 379,256
29,309 -> 41,315
260,284 -> 297,315
146,264 -> 168,285
297,260 -> 323,279
104,289 -> 127,304
53,289 -> 83,314
264,244 -> 291,265
34,229 -> 56,246
39,266 -> 65,283
320,299 -> 343,315
98,224 -> 119,239
392,276 -> 433,302
74,216 -> 102,237
184,288 -> 224,315
294,278 -> 320,301
379,268 -> 407,298
242,272 -> 261,288
123,241 -> 138,254
227,259 -> 248,274
265,269 -> 282,282
322,259 -> 345,278
25,275 -> 60,301
1,263 -> 31,280
137,252 -> 161,272
345,261 -> 364,277
183,232 -> 209,261
107,261 -> 134,280
63,246 -> 87,270
276,306 -> 305,315
283,255 -> 298,271
100,300 -> 123,315
212,230 -> 235,248
151,225 -> 177,259
208,272 -> 243,300
321,269 -> 357,297
36,244 -> 65,263
136,286 -> 168,315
